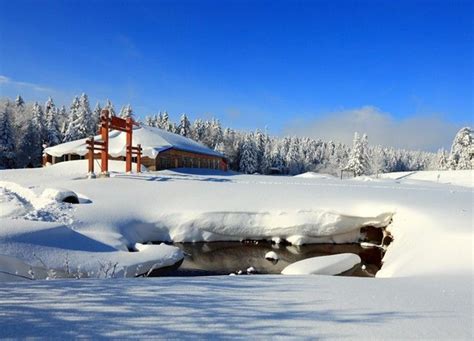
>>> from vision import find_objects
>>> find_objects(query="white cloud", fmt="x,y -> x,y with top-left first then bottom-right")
0,74 -> 54,93
283,106 -> 466,151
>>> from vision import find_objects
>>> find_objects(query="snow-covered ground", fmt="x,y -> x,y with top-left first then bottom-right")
0,162 -> 472,338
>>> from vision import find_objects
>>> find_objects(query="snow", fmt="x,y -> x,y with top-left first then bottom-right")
378,169 -> 473,188
0,275 -> 471,339
281,253 -> 361,275
265,251 -> 279,261
0,219 -> 183,279
41,187 -> 79,203
294,172 -> 335,179
44,125 -> 223,159
0,166 -> 472,338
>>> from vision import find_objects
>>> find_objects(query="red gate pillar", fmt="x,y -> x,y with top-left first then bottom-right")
125,118 -> 132,173
88,136 -> 95,176
136,144 -> 142,173
100,109 -> 109,175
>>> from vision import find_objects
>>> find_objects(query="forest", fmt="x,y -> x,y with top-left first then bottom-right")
0,94 -> 472,174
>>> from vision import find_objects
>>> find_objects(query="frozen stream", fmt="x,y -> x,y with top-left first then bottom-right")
149,241 -> 385,277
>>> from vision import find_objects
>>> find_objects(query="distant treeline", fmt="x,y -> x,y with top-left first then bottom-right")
0,95 -> 472,174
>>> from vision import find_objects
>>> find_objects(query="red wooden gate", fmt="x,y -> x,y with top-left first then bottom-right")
86,109 -> 142,177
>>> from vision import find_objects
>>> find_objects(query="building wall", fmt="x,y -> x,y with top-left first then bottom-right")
155,148 -> 227,171
45,148 -> 227,172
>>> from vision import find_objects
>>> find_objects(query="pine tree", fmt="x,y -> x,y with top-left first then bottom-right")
31,101 -> 47,145
0,108 -> 16,168
144,115 -> 154,127
63,96 -> 81,142
261,138 -> 274,174
104,99 -> 116,116
58,105 -> 68,139
15,95 -> 24,108
178,113 -> 191,137
286,137 -> 302,175
345,132 -> 370,176
254,129 -> 266,173
44,97 -> 62,146
76,93 -> 94,137
211,119 -> 223,149
436,148 -> 449,170
271,140 -> 285,173
239,134 -> 258,174
119,104 -> 133,119
92,102 -> 102,133
370,145 -> 387,175
192,119 -> 206,142
448,127 -> 473,170
18,118 -> 41,167
160,111 -> 174,131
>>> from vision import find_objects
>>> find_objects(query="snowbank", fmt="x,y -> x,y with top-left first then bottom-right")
0,218 -> 183,280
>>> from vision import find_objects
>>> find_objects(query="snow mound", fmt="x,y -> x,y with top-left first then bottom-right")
0,219 -> 184,281
265,251 -> 279,261
294,172 -> 335,179
281,253 -> 361,275
41,188 -> 79,203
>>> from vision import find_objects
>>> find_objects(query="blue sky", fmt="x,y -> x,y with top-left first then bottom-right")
0,0 -> 472,150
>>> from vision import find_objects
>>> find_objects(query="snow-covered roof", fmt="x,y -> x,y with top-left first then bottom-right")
44,125 -> 224,159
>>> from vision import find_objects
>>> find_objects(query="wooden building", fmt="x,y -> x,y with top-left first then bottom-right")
43,125 -> 227,171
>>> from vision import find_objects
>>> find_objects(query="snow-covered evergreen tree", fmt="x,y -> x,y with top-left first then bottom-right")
75,93 -> 94,137
254,129 -> 266,173
104,99 -> 116,117
192,119 -> 206,141
159,111 -> 174,131
92,102 -> 102,133
286,137 -> 303,175
0,108 -> 16,168
344,132 -> 370,176
119,104 -> 133,119
260,138 -> 274,174
210,119 -> 223,149
271,140 -> 285,173
177,113 -> 191,137
144,115 -> 154,127
448,127 -> 473,170
15,95 -> 24,108
58,105 -> 68,139
18,118 -> 41,167
239,134 -> 258,174
44,97 -> 62,146
31,101 -> 47,145
63,96 -> 81,142
434,148 -> 449,170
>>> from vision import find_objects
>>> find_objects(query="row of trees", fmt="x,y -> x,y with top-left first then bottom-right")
0,94 -> 472,174
0,95 -> 133,167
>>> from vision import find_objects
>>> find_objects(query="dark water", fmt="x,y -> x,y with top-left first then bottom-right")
149,241 -> 384,277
